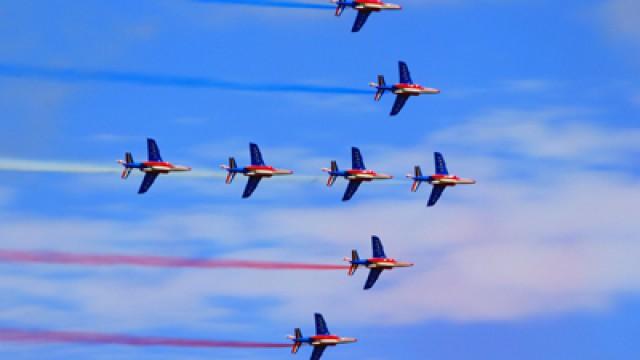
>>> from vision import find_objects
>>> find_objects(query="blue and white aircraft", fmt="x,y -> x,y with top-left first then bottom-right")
322,147 -> 392,201
333,0 -> 401,32
288,313 -> 357,360
345,235 -> 413,290
118,138 -> 191,194
370,61 -> 440,116
221,143 -> 293,198
407,152 -> 476,207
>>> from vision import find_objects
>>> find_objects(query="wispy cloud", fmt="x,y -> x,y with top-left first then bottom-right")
1,107 -> 638,333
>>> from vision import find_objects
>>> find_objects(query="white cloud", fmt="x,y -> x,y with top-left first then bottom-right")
0,106 -> 638,334
600,0 -> 640,42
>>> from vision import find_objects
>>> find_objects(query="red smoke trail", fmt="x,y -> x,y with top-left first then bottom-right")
0,249 -> 348,270
0,328 -> 290,348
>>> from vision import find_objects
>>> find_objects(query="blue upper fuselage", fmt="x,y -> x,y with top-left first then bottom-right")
122,162 -> 145,170
412,175 -> 435,183
225,167 -> 249,174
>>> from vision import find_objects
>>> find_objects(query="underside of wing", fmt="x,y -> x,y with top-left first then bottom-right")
390,95 -> 410,116
147,138 -> 163,162
427,185 -> 446,207
138,173 -> 159,194
399,61 -> 413,84
364,268 -> 384,290
342,181 -> 362,201
242,177 -> 262,198
352,11 -> 371,32
310,345 -> 327,360
371,236 -> 386,258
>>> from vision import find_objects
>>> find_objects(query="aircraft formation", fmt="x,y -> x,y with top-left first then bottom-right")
11,2 -> 478,360
119,139 -> 474,207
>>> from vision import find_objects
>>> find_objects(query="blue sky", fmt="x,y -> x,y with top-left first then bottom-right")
0,0 -> 639,359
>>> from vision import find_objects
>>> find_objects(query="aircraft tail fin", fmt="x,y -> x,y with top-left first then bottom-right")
290,328 -> 303,354
323,160 -> 339,187
120,152 -> 133,179
411,166 -> 422,192
347,249 -> 360,276
221,157 -> 238,184
371,75 -> 387,101
333,1 -> 347,16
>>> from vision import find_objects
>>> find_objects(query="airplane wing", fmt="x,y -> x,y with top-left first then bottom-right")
242,177 -> 262,198
314,313 -> 330,335
147,138 -> 163,162
249,143 -> 265,166
399,61 -> 413,84
364,268 -> 384,290
427,185 -> 446,207
351,11 -> 372,32
434,152 -> 449,175
371,235 -> 387,258
351,147 -> 366,170
310,345 -> 327,360
138,173 -> 159,194
342,180 -> 362,201
390,94 -> 410,116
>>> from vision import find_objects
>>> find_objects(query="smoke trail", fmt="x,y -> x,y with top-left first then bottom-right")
196,0 -> 334,10
0,64 -> 370,95
0,249 -> 349,270
0,328 -> 290,348
0,158 -> 408,184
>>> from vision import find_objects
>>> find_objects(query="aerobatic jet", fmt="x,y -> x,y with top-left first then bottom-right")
221,143 -> 293,198
322,147 -> 392,201
345,235 -> 413,290
118,138 -> 191,194
333,0 -> 402,32
407,152 -> 476,207
370,61 -> 440,116
288,313 -> 357,360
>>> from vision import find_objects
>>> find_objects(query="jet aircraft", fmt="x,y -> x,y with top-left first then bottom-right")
407,152 -> 476,207
370,61 -> 440,116
333,0 -> 402,32
221,143 -> 293,198
322,147 -> 392,201
288,313 -> 357,360
345,235 -> 413,290
118,138 -> 191,194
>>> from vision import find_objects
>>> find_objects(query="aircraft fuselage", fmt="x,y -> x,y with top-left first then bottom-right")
308,335 -> 357,346
354,0 -> 401,11
344,169 -> 393,181
365,257 -> 414,269
122,161 -> 191,174
392,83 -> 441,96
242,165 -> 294,177
421,174 -> 476,186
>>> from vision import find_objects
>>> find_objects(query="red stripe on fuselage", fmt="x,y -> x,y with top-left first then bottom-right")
142,161 -> 175,168
311,335 -> 340,340
245,165 -> 276,171
395,83 -> 426,90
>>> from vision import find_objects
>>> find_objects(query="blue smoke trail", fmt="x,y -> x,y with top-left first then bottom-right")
195,0 -> 334,10
0,64 -> 370,95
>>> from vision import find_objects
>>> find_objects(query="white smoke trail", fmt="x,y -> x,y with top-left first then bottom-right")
0,158 -> 408,185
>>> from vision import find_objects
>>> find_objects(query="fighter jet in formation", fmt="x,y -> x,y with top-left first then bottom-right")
118,138 -> 191,194
289,313 -> 357,360
323,147 -> 392,201
333,0 -> 402,32
345,235 -> 413,290
370,61 -> 440,116
407,152 -> 476,206
221,143 -> 293,198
